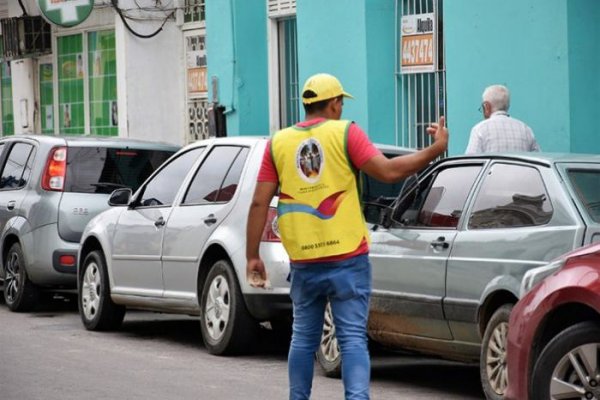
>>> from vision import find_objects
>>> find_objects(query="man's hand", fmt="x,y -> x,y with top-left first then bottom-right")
247,257 -> 269,289
426,116 -> 449,149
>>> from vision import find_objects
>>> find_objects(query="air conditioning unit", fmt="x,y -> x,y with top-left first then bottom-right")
1,16 -> 51,61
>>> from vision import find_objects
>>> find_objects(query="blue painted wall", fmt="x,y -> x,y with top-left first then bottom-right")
296,0 -> 396,143
568,0 -> 600,154
296,1 -> 369,128
444,0 -> 570,155
206,0 -> 269,136
364,0 -> 396,144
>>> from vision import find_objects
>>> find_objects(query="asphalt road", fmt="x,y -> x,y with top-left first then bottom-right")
0,295 -> 484,400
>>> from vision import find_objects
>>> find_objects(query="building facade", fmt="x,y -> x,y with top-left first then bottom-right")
207,0 -> 600,155
0,0 -> 598,155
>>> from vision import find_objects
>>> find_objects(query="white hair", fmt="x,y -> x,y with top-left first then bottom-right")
482,85 -> 510,112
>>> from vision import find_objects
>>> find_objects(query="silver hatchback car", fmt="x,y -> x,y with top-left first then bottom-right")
78,137 -> 292,355
317,153 -> 600,400
0,136 -> 178,311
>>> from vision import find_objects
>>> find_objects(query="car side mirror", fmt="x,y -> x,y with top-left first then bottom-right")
391,175 -> 421,224
363,202 -> 392,227
108,188 -> 133,206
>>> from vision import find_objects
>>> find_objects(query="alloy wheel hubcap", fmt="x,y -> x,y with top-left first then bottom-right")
81,262 -> 101,321
320,303 -> 340,363
204,275 -> 230,341
4,252 -> 21,303
486,321 -> 509,395
550,343 -> 600,399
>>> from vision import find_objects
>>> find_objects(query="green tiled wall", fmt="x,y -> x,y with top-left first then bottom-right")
0,39 -> 14,136
88,30 -> 117,136
57,34 -> 85,135
40,64 -> 54,135
1,63 -> 13,136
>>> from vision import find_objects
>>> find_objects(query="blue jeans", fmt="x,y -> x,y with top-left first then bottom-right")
288,254 -> 371,400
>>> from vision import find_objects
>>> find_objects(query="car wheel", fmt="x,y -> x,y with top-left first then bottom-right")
316,302 -> 342,378
531,321 -> 600,400
3,243 -> 39,312
200,259 -> 258,355
78,250 -> 125,331
480,304 -> 513,400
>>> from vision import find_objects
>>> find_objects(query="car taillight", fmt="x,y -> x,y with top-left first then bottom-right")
261,207 -> 281,242
42,147 -> 67,191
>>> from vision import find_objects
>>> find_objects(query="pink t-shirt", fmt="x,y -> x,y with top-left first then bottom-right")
258,118 -> 382,263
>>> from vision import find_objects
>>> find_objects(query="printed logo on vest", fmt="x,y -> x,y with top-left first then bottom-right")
296,138 -> 324,183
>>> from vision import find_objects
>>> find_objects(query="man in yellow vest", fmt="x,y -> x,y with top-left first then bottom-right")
246,73 -> 448,399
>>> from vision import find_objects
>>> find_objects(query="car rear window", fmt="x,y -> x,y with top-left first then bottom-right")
567,169 -> 600,223
65,147 -> 175,194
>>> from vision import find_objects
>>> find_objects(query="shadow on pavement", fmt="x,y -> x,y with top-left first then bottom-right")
116,314 -> 291,357
370,355 -> 484,398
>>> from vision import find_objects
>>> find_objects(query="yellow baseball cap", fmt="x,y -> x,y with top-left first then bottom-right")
301,73 -> 354,105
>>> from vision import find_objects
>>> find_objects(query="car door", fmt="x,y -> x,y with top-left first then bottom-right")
369,163 -> 484,340
161,145 -> 249,303
0,142 -> 35,234
110,147 -> 205,297
445,161 -> 579,344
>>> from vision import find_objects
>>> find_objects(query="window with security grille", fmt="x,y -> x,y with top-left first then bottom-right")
396,0 -> 446,150
184,0 -> 205,24
268,0 -> 299,131
278,17 -> 299,127
185,33 -> 208,143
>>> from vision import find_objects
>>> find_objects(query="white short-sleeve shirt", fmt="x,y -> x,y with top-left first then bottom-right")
465,111 -> 540,154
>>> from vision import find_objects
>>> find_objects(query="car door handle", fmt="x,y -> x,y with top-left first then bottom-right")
6,200 -> 16,211
430,236 -> 449,250
203,214 -> 217,226
154,217 -> 166,227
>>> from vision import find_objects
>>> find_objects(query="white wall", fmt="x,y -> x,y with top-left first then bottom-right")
11,58 -> 35,134
116,17 -> 184,146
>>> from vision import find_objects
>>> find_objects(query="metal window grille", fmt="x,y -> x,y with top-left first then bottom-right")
184,0 -> 205,24
188,99 -> 209,142
395,0 -> 446,150
278,17 -> 299,126
185,33 -> 208,143
268,0 -> 296,18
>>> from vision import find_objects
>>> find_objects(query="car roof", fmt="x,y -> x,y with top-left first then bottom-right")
183,136 -> 414,153
185,136 -> 270,150
1,135 -> 180,150
441,152 -> 600,167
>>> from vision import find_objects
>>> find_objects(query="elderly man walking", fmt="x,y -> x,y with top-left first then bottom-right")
465,84 -> 539,154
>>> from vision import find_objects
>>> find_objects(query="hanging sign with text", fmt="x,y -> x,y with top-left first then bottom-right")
400,13 -> 437,74
37,0 -> 94,27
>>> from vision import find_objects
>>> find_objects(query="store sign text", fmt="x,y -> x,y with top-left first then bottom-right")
400,12 -> 437,74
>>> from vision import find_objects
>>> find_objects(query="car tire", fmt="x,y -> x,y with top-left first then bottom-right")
531,321 -> 600,400
78,250 -> 125,331
316,302 -> 342,378
480,304 -> 513,400
3,243 -> 39,312
200,259 -> 258,355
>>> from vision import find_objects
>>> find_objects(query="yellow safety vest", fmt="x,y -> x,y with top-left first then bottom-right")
271,119 -> 369,260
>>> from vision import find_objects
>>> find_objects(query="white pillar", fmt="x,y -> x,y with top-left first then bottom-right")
11,58 -> 36,134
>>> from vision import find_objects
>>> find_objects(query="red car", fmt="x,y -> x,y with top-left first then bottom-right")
506,242 -> 600,400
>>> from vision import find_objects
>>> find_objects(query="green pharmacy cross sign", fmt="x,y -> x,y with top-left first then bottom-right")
37,0 -> 94,27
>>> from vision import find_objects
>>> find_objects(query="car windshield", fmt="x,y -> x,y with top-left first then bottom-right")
567,168 -> 600,223
65,147 -> 175,194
